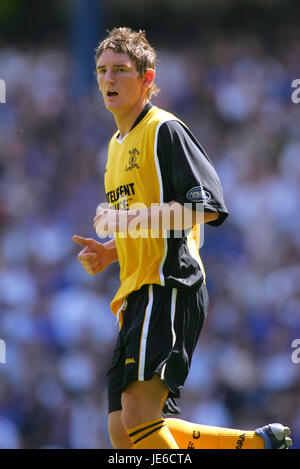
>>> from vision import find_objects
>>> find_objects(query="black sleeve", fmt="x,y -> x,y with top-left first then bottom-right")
156,120 -> 229,226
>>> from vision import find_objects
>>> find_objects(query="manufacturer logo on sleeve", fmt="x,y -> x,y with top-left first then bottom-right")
186,185 -> 211,202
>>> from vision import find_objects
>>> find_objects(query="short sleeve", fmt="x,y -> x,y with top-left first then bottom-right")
156,120 -> 229,226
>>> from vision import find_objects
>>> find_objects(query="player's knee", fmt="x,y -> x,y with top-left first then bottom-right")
108,411 -> 131,449
108,425 -> 131,449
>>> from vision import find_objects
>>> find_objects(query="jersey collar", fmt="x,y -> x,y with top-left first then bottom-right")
130,102 -> 153,132
116,102 -> 153,140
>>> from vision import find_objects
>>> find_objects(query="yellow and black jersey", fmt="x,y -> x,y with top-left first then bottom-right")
104,104 -> 228,322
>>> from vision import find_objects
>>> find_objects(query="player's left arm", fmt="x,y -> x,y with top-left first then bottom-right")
93,202 -> 219,238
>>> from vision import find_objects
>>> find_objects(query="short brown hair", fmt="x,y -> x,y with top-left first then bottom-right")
95,27 -> 160,98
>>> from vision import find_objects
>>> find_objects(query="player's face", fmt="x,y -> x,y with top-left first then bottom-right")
96,49 -> 147,115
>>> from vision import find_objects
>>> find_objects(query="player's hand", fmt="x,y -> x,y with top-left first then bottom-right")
72,235 -> 112,275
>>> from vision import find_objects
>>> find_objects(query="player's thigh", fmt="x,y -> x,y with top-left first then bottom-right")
108,410 -> 132,449
121,373 -> 169,429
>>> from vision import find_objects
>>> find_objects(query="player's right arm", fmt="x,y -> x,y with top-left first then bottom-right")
73,235 -> 118,275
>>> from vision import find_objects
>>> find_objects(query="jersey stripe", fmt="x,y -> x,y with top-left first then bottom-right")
138,285 -> 154,381
154,119 -> 171,286
187,229 -> 206,284
170,288 -> 177,347
161,287 -> 177,381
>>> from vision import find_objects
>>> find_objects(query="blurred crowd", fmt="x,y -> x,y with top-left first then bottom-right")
0,31 -> 300,449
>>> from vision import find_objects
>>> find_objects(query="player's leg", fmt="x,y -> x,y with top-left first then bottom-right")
116,284 -> 184,449
107,284 -> 291,450
106,285 -> 174,449
165,418 -> 265,449
108,410 -> 132,449
107,362 -> 175,449
121,373 -> 168,429
164,419 -> 292,449
121,373 -> 178,449
120,284 -> 181,449
160,284 -> 292,449
107,407 -> 292,449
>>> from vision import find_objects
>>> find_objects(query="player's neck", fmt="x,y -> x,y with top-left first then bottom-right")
114,98 -> 149,139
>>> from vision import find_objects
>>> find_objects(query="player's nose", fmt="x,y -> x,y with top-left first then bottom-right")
105,69 -> 116,84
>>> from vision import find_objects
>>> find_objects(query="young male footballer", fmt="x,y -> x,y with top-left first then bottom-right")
73,27 -> 292,450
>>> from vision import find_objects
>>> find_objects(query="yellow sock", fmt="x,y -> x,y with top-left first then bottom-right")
127,418 -> 179,449
166,418 -> 265,449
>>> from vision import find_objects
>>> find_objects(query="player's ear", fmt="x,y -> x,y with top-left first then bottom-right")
143,69 -> 155,90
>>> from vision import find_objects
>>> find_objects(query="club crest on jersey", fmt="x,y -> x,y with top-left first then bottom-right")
125,148 -> 140,171
186,185 -> 211,202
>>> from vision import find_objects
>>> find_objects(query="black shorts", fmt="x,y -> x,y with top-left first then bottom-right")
107,282 -> 208,416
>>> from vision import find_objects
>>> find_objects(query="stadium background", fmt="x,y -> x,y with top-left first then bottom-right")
0,0 -> 300,449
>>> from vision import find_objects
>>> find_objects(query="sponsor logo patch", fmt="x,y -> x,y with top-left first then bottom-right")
186,186 -> 211,202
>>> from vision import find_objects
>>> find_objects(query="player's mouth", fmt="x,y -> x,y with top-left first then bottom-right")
107,90 -> 119,98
